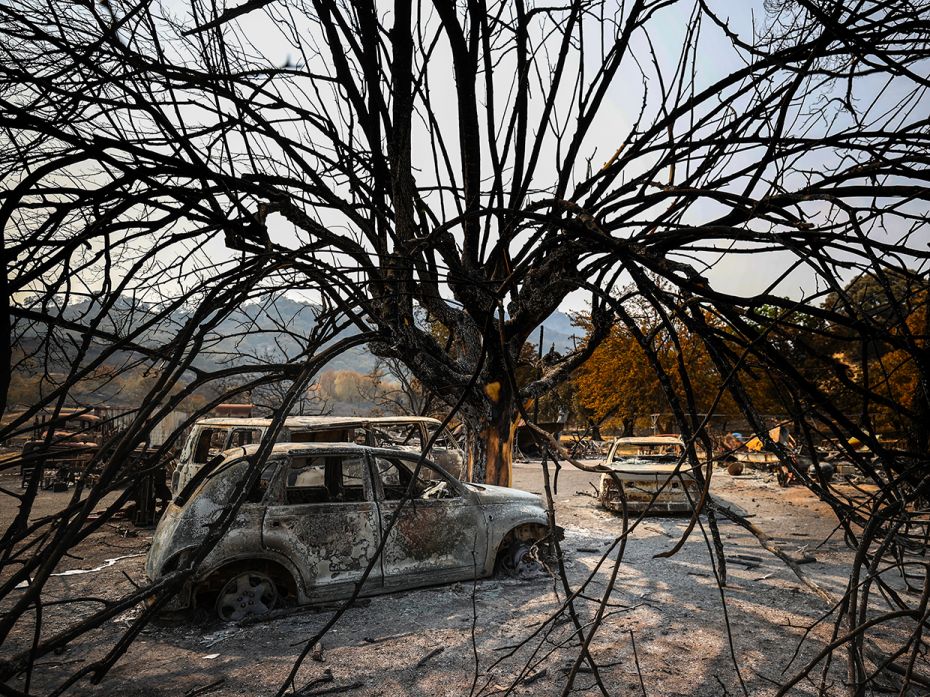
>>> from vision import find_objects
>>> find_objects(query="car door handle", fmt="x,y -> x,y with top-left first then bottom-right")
270,520 -> 281,528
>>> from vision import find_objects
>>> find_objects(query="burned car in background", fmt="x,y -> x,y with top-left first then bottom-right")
170,416 -> 463,495
148,443 -> 557,621
597,436 -> 700,514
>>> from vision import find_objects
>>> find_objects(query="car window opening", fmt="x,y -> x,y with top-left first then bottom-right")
229,428 -> 261,448
375,424 -> 421,448
289,428 -> 352,443
173,453 -> 231,505
374,457 -> 457,501
176,455 -> 276,506
284,456 -> 367,505
192,428 -> 227,464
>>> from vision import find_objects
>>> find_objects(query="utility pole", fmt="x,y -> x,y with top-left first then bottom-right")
533,325 -> 544,425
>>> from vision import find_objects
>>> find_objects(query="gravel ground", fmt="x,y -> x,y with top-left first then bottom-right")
1,461 -> 897,696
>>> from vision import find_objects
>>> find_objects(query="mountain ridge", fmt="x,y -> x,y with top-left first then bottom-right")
16,296 -> 581,376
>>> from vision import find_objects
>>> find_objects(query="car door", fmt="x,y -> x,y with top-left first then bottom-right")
370,453 -> 486,588
261,452 -> 381,600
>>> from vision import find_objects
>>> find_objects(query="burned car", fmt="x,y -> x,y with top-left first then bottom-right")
170,415 -> 463,495
597,436 -> 700,514
147,443 -> 556,621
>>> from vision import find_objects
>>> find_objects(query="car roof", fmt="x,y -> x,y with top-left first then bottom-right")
614,436 -> 684,446
219,442 -> 444,460
193,415 -> 443,428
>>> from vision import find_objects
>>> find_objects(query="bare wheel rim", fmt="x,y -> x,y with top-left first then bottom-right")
215,571 -> 278,622
498,541 -> 536,577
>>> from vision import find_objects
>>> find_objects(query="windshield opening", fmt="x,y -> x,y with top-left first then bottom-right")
173,454 -> 278,506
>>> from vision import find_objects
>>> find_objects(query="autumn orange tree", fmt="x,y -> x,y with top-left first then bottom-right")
573,303 -> 745,435
821,272 -> 929,446
876,292 -> 928,439
572,314 -> 663,435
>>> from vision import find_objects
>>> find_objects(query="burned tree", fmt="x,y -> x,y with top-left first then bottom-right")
9,0 -> 926,492
2,0 -> 930,695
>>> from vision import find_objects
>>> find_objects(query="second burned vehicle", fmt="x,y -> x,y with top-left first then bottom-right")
148,443 -> 558,621
169,415 -> 464,495
597,436 -> 700,515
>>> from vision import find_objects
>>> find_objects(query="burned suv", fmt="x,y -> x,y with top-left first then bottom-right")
147,443 -> 556,621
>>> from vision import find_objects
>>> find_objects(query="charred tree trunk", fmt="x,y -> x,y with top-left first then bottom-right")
465,377 -> 518,487
622,415 -> 635,438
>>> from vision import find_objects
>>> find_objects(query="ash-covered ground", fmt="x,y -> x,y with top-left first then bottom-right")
2,461 -> 891,696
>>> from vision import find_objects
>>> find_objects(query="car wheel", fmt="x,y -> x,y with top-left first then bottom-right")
215,570 -> 279,622
496,540 -> 549,578
496,541 -> 529,575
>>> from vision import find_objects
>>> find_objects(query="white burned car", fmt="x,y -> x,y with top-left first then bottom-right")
147,443 -> 556,621
597,436 -> 699,514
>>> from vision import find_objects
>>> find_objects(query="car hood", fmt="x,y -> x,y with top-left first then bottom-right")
466,483 -> 542,506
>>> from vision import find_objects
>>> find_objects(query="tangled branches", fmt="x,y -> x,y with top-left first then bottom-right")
1,0 -> 929,694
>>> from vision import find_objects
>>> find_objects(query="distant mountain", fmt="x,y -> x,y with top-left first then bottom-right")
538,310 -> 582,355
16,295 -> 580,375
